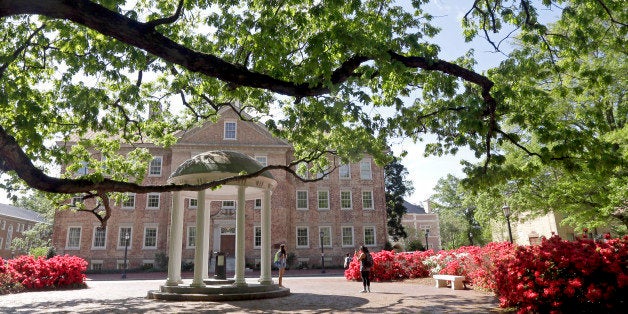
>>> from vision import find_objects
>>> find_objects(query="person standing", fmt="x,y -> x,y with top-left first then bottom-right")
275,244 -> 287,287
344,253 -> 352,269
356,245 -> 372,293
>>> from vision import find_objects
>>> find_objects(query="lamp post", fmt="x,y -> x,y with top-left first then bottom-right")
122,231 -> 130,279
319,231 -> 325,273
502,205 -> 513,244
424,229 -> 430,250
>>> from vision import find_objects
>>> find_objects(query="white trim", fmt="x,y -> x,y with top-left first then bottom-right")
296,226 -> 309,248
143,224 -> 158,249
146,193 -> 161,209
360,159 -> 372,180
341,226 -> 355,247
340,190 -> 352,210
117,226 -> 133,249
296,190 -> 308,210
317,190 -> 329,210
121,193 -> 136,210
362,190 -> 374,210
186,225 -> 196,248
65,226 -> 82,250
148,156 -> 163,177
363,226 -> 376,246
254,155 -> 268,167
339,164 -> 351,179
223,120 -> 237,140
91,226 -> 107,250
253,225 -> 262,248
318,226 -> 332,248
90,260 -> 104,271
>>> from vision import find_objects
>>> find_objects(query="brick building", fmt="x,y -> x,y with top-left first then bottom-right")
52,108 -> 388,271
0,203 -> 47,259
398,200 -> 441,252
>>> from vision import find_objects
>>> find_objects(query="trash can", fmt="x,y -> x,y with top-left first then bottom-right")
214,252 -> 226,279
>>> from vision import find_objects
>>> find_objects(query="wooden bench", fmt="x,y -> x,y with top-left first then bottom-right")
433,274 -> 465,290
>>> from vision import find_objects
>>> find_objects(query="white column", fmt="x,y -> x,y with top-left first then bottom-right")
166,191 -> 183,286
234,185 -> 247,286
191,189 -> 207,287
202,197 -> 211,280
259,189 -> 273,284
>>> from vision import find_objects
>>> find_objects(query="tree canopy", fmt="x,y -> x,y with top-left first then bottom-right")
0,0 -> 625,226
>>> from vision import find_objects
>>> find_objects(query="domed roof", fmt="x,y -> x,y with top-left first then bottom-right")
170,150 -> 274,181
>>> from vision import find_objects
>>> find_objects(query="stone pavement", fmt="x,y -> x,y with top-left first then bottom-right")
0,270 -> 503,313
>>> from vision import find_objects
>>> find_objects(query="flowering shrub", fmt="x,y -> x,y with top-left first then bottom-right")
492,235 -> 627,313
344,250 -> 433,281
1,255 -> 87,292
343,236 -> 626,313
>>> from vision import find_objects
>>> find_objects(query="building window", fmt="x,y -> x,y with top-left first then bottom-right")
254,199 -> 262,209
144,226 -> 158,249
224,121 -> 237,139
1,220 -> 5,230
71,196 -> 83,206
340,191 -> 352,209
92,227 -> 106,249
319,226 -> 332,247
317,190 -> 329,210
0,238 -> 4,249
66,227 -> 81,249
147,193 -> 160,209
296,227 -> 309,248
221,200 -> 236,215
149,156 -> 162,176
122,193 -> 135,209
362,191 -> 373,210
189,198 -> 198,209
339,164 -> 351,179
360,160 -> 372,180
187,226 -> 196,248
118,227 -> 132,248
254,156 -> 267,167
5,225 -> 12,249
254,226 -> 262,248
364,227 -> 376,246
76,161 -> 88,176
117,260 -> 127,270
342,226 -> 354,247
90,260 -> 104,271
296,190 -> 308,210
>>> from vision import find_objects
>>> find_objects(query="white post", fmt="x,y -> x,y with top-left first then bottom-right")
259,189 -> 273,284
202,196 -> 211,280
234,185 -> 247,286
166,191 -> 183,286
191,190 -> 207,287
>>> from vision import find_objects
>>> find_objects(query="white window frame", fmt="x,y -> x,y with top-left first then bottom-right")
364,226 -> 376,246
90,260 -> 104,271
253,226 -> 262,248
142,260 -> 155,269
143,225 -> 158,249
296,190 -> 308,210
254,155 -> 268,167
360,159 -> 372,180
71,196 -> 83,206
66,226 -> 82,250
146,193 -> 160,209
0,238 -> 3,249
187,226 -> 196,248
296,226 -> 309,248
317,190 -> 329,210
254,198 -> 262,209
76,161 -> 88,176
92,227 -> 107,249
189,198 -> 198,209
362,191 -> 374,210
118,227 -> 132,249
339,164 -> 351,179
340,190 -> 352,210
341,226 -> 354,247
224,121 -> 237,140
121,193 -> 136,209
319,226 -> 332,248
148,156 -> 163,177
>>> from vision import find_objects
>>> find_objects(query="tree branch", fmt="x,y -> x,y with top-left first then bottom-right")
145,0 -> 185,30
0,23 -> 45,78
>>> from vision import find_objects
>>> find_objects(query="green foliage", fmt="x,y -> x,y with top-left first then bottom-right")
406,239 -> 425,252
0,1 -> 625,229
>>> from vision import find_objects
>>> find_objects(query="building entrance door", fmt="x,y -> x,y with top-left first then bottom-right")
220,234 -> 235,256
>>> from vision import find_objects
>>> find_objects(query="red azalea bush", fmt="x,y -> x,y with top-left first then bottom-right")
492,235 -> 627,313
344,250 -> 433,281
2,254 -> 87,291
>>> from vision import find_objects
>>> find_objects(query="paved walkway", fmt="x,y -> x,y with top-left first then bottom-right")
0,270 -> 503,313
